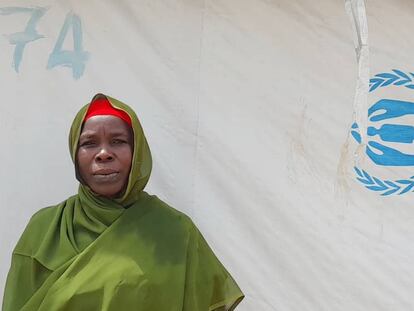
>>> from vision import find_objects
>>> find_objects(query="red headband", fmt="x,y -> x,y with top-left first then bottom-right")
84,97 -> 132,127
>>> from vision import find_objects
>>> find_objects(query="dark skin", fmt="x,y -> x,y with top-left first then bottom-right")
77,115 -> 133,198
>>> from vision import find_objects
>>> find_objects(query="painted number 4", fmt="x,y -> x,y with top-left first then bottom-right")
0,7 -> 89,79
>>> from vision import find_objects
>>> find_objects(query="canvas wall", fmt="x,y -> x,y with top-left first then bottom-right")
1,1 -> 414,310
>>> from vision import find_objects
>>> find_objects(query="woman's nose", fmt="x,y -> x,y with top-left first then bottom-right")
96,146 -> 114,162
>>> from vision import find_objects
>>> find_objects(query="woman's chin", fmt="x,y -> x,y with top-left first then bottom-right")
90,185 -> 125,199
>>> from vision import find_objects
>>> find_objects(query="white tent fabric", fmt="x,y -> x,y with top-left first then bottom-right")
1,1 -> 414,310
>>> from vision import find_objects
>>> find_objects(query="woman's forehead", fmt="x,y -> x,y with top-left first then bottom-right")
80,115 -> 131,135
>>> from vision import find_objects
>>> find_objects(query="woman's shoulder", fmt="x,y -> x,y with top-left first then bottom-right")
142,193 -> 197,231
29,205 -> 59,225
26,196 -> 75,229
13,196 -> 75,256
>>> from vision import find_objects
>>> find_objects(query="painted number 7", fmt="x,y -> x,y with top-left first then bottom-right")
0,7 -> 89,79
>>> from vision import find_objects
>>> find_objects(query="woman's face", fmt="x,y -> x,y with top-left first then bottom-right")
77,115 -> 133,198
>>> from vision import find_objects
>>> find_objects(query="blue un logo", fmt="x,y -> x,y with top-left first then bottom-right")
351,69 -> 414,195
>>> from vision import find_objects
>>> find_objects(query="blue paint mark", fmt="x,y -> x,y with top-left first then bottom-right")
350,122 -> 361,143
0,6 -> 47,72
363,98 -> 414,166
351,130 -> 361,144
368,124 -> 414,144
366,141 -> 414,166
47,12 -> 89,79
368,99 -> 414,122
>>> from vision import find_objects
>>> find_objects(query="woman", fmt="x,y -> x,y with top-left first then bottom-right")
2,94 -> 244,311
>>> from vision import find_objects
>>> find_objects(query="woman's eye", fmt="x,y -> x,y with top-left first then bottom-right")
80,141 -> 95,147
113,139 -> 126,144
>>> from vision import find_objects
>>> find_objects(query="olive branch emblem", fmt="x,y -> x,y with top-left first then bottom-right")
370,69 -> 414,92
354,167 -> 414,196
353,69 -> 414,196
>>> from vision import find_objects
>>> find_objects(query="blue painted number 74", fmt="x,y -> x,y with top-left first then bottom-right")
0,7 -> 89,79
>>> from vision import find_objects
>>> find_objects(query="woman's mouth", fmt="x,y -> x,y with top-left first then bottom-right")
92,170 -> 120,182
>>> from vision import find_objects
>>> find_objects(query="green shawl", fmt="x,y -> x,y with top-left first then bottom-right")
2,94 -> 244,311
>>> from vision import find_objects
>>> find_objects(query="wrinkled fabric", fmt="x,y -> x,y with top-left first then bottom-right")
2,94 -> 244,311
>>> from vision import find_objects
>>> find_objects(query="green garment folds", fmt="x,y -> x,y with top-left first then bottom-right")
2,94 -> 244,311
